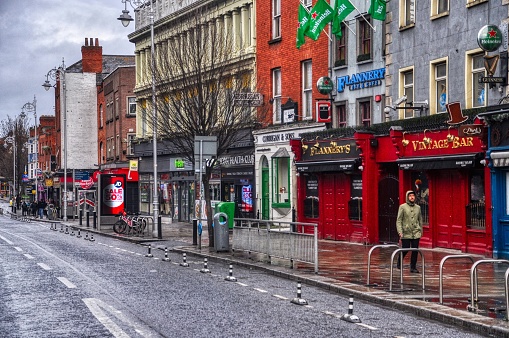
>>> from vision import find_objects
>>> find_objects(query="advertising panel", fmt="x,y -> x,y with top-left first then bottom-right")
101,174 -> 125,215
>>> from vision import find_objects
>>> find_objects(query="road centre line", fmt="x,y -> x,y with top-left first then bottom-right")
356,323 -> 379,331
273,294 -> 288,300
0,235 -> 14,245
14,246 -> 22,251
37,263 -> 52,270
236,282 -> 248,287
253,288 -> 268,293
23,253 -> 35,259
57,277 -> 77,289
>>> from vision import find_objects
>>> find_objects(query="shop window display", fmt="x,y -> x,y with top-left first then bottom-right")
303,175 -> 319,218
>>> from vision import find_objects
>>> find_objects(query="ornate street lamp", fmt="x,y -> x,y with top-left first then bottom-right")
21,96 -> 37,203
43,61 -> 67,220
118,0 -> 160,238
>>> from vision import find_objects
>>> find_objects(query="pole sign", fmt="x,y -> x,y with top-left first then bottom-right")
316,76 -> 333,95
477,25 -> 503,52
100,174 -> 125,215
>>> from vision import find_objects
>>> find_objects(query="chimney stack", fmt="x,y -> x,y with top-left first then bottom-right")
81,37 -> 102,73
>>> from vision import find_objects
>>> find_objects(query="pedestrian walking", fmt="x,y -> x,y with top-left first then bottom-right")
396,190 -> 423,273
38,199 -> 47,219
31,201 -> 37,217
22,201 -> 28,216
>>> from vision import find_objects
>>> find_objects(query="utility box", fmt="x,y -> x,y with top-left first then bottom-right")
213,212 -> 229,252
215,202 -> 235,229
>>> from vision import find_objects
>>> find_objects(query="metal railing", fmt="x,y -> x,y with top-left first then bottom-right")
439,254 -> 475,304
366,244 -> 399,286
233,218 -> 318,273
466,202 -> 485,229
389,248 -> 426,291
468,259 -> 509,312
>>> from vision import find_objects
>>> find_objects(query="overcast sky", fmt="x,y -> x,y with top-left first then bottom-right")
0,0 -> 135,126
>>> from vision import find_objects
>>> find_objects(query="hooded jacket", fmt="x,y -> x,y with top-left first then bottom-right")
396,190 -> 423,239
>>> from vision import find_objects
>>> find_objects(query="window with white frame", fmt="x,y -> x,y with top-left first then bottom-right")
272,0 -> 281,39
432,61 -> 447,113
470,53 -> 487,108
400,0 -> 415,27
302,60 -> 312,120
431,0 -> 449,17
127,133 -> 136,156
273,68 -> 282,123
400,68 -> 414,118
128,97 -> 136,116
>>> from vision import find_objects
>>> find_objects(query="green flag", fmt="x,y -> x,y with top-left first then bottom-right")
305,0 -> 334,41
368,0 -> 387,21
297,3 -> 310,49
331,0 -> 355,38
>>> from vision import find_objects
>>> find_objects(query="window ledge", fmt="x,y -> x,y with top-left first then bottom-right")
467,0 -> 488,8
430,11 -> 449,21
268,37 -> 282,45
125,114 -> 136,118
398,22 -> 415,32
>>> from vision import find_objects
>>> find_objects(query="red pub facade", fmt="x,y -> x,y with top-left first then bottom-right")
292,118 -> 492,256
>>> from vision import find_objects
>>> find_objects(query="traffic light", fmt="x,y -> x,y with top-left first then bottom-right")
316,101 -> 331,123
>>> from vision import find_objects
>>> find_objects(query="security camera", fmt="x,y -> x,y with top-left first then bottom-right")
393,96 -> 407,106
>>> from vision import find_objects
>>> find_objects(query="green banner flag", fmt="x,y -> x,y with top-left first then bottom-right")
368,0 -> 387,21
331,0 -> 355,38
305,0 -> 334,41
297,3 -> 310,49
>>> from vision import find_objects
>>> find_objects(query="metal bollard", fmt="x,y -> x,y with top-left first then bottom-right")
180,253 -> 189,267
290,280 -> 308,305
86,210 -> 90,228
225,262 -> 237,282
340,295 -> 361,323
157,216 -> 162,240
200,258 -> 211,273
93,211 -> 97,229
79,209 -> 83,226
145,244 -> 154,258
163,247 -> 171,262
192,219 -> 197,246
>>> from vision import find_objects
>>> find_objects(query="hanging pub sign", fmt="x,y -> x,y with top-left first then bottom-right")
282,98 -> 298,123
477,24 -> 503,52
316,76 -> 333,95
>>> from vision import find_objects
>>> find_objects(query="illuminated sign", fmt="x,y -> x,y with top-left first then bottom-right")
337,68 -> 385,93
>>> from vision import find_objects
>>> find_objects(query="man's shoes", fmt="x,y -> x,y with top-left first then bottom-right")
410,268 -> 419,273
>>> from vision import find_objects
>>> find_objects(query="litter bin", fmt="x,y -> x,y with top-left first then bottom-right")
215,202 -> 235,229
213,212 -> 229,252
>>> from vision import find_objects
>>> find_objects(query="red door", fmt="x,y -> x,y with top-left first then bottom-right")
322,174 -> 349,240
435,171 -> 464,249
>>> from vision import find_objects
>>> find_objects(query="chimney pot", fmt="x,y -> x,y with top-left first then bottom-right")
95,38 -> 99,46
85,38 -> 88,46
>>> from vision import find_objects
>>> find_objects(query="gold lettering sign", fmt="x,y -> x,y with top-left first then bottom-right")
411,137 -> 473,151
310,144 -> 351,156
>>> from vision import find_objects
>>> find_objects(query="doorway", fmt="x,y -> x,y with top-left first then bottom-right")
378,176 -> 399,243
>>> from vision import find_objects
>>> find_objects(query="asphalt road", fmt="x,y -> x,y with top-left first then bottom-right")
0,215 -> 487,337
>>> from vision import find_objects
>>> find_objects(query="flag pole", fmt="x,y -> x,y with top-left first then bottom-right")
348,1 -> 377,32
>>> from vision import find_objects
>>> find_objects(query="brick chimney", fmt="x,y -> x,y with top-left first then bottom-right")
81,38 -> 103,73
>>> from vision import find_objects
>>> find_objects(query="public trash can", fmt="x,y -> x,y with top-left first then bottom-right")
213,212 -> 229,252
215,202 -> 235,229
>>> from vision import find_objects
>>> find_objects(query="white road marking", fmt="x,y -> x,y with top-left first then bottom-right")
23,254 -> 34,259
37,263 -> 51,270
253,288 -> 268,293
0,235 -> 14,245
57,277 -> 77,288
273,294 -> 288,300
236,282 -> 248,287
14,246 -> 22,252
83,298 -> 151,337
356,323 -> 379,331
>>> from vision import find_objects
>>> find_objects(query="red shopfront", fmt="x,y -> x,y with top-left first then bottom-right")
292,138 -> 364,241
390,127 -> 491,256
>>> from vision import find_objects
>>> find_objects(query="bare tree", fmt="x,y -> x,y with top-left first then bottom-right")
135,5 -> 269,245
0,116 -> 29,197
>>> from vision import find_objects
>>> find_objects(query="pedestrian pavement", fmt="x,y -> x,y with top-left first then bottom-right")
3,203 -> 509,337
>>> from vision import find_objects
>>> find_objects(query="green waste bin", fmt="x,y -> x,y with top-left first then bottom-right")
215,202 -> 235,229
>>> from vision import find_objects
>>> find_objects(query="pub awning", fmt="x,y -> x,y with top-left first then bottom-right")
397,153 -> 481,170
296,160 -> 358,173
490,151 -> 509,167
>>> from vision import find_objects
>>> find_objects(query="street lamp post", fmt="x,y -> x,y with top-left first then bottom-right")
43,62 -> 67,220
118,0 -> 159,238
21,96 -> 37,203
5,136 -> 16,210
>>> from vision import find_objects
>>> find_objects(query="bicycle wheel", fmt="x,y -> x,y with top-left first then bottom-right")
113,220 -> 127,234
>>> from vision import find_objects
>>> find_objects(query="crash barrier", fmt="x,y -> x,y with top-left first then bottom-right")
468,259 -> 509,313
439,254 -> 475,304
389,248 -> 426,291
366,244 -> 399,286
232,218 -> 318,274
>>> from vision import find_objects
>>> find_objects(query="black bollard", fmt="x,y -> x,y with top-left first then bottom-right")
163,247 -> 171,262
76,228 -> 82,238
192,219 -> 197,246
79,209 -> 83,226
93,211 -> 97,229
290,280 -> 308,305
85,231 -> 89,240
158,216 -> 162,240
180,253 -> 189,267
225,262 -> 237,282
200,258 -> 211,273
145,244 -> 154,258
340,295 -> 361,323
86,210 -> 90,228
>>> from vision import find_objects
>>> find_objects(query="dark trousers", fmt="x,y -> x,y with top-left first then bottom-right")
398,238 -> 420,269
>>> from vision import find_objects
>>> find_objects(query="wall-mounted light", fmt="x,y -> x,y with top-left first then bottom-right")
402,132 -> 409,147
480,159 -> 487,166
301,139 -> 308,152
446,126 -> 455,143
358,165 -> 364,171
423,129 -> 431,145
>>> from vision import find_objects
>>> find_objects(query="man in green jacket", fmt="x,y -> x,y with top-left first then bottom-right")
396,190 -> 423,273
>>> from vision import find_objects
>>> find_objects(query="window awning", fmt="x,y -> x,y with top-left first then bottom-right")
296,160 -> 358,173
490,151 -> 509,167
397,154 -> 481,170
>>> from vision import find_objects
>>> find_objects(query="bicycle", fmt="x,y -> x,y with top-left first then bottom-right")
114,211 -> 144,236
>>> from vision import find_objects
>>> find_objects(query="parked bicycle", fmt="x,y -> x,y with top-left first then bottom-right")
113,211 -> 148,236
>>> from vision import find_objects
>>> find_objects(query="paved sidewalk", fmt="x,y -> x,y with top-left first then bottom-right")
4,204 -> 509,337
